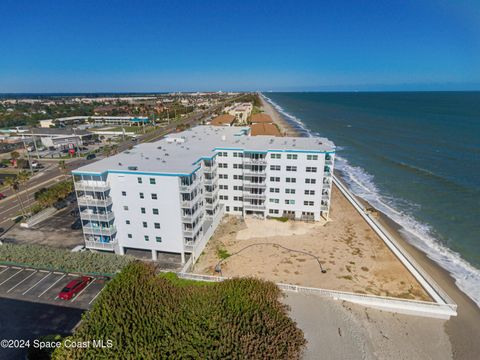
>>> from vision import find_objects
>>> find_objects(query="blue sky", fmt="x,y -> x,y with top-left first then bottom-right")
0,0 -> 479,92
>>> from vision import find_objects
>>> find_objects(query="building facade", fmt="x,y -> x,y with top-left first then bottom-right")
73,126 -> 335,262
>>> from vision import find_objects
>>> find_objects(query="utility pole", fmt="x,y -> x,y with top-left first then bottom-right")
32,135 -> 40,160
21,135 -> 34,175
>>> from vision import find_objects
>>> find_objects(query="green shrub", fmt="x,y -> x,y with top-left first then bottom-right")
0,243 -> 134,275
53,262 -> 305,359
217,248 -> 230,260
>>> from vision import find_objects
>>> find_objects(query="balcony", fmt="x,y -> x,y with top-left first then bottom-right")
243,192 -> 266,200
243,202 -> 266,210
243,182 -> 266,189
203,163 -> 218,173
80,210 -> 115,222
244,158 -> 267,165
204,177 -> 216,185
180,192 -> 202,208
183,221 -> 202,237
75,181 -> 110,192
321,205 -> 329,211
243,171 -> 267,178
325,159 -> 333,166
77,196 -> 113,207
204,187 -> 219,198
179,182 -> 197,193
85,239 -> 116,251
83,225 -> 117,236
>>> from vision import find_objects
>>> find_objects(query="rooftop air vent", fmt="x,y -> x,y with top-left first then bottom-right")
118,162 -> 122,166
128,166 -> 138,171
157,146 -> 162,149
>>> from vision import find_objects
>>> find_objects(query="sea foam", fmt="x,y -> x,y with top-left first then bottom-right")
263,94 -> 480,308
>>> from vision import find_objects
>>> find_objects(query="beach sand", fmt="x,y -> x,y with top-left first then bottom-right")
193,184 -> 429,301
259,94 -> 298,136
263,96 -> 480,359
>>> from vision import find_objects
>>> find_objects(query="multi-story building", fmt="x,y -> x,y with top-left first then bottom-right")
72,126 -> 335,263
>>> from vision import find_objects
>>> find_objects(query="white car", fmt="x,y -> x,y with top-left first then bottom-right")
71,245 -> 87,253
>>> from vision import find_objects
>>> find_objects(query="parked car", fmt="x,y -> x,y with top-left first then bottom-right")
0,163 -> 7,168
53,200 -> 68,209
70,219 -> 82,230
58,276 -> 92,300
65,192 -> 76,203
70,208 -> 79,217
86,153 -> 96,160
0,193 -> 6,200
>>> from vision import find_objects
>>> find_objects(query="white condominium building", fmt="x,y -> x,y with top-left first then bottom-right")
73,126 -> 335,262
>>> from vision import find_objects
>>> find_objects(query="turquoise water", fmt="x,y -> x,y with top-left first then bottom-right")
264,92 -> 480,306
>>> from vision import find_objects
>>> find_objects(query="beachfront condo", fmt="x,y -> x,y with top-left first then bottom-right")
72,125 -> 335,262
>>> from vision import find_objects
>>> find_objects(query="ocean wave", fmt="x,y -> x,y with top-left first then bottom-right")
263,93 -> 480,308
336,155 -> 480,307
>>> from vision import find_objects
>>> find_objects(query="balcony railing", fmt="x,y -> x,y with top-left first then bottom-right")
85,239 -> 116,251
179,182 -> 198,192
321,205 -> 329,211
80,211 -> 115,222
203,163 -> 218,173
243,182 -> 266,189
244,158 -> 267,165
75,181 -> 110,192
325,159 -> 333,166
243,202 -> 266,210
180,192 -> 202,208
204,187 -> 219,198
243,171 -> 267,178
183,221 -> 202,237
83,225 -> 117,236
77,196 -> 113,207
243,192 -> 266,200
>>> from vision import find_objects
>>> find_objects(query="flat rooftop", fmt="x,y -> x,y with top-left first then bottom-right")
74,125 -> 335,176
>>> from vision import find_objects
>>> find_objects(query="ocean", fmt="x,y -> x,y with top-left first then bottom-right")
263,92 -> 480,307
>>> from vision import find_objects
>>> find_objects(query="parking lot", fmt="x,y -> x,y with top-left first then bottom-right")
0,265 -> 108,310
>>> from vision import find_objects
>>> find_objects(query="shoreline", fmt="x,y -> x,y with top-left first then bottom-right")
261,93 -> 480,358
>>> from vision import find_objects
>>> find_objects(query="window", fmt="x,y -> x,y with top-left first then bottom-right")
137,177 -> 143,184
270,153 -> 281,159
233,163 -> 243,169
269,187 -> 280,193
151,193 -> 158,200
219,185 -> 228,190
154,223 -> 160,229
219,195 -> 229,200
285,199 -> 295,205
226,206 -> 230,211
121,191 -> 127,196
219,174 -> 228,179
285,188 -> 296,194
126,220 -> 130,225
307,155 -> 318,161
143,222 -> 148,228
139,192 -> 144,199
141,207 -> 146,214
233,175 -> 243,180
270,165 -> 281,171
286,177 -> 296,183
219,163 -> 228,168
123,206 -> 129,211
306,167 -> 317,173
127,233 -> 132,239
144,235 -> 149,241
269,198 -> 280,204
152,208 -> 159,215
269,209 -> 280,214
304,190 -> 315,195
286,166 -> 297,172
222,152 -> 227,157
304,201 -> 314,206
150,178 -> 156,185
270,177 -> 280,182
287,154 -> 298,160
305,178 -> 317,184
155,236 -> 162,243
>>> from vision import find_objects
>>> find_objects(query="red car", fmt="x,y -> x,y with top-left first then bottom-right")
0,193 -> 6,200
58,276 -> 92,300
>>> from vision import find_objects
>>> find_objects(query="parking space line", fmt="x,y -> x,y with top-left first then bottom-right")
71,279 -> 95,302
88,286 -> 104,305
7,270 -> 37,293
0,267 -> 10,276
38,274 -> 65,298
23,272 -> 52,295
0,269 -> 24,286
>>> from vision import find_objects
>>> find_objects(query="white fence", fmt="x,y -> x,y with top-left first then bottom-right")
20,207 -> 56,228
176,272 -> 457,319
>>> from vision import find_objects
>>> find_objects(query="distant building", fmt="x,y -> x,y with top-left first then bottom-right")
210,114 -> 236,126
26,128 -> 92,149
250,123 -> 281,136
224,103 -> 253,124
72,125 -> 335,262
38,116 -> 149,128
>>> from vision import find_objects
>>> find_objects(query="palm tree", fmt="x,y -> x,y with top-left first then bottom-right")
4,176 -> 27,218
17,170 -> 31,212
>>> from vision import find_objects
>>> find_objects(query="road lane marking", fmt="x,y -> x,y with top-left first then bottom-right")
0,268 -> 24,286
88,286 -> 104,305
38,273 -> 65,298
71,279 -> 95,302
7,270 -> 37,293
23,272 -> 52,295
0,267 -> 10,276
